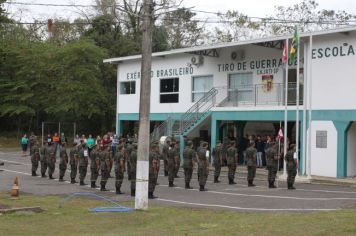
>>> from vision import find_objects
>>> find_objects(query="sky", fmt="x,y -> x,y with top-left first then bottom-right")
4,0 -> 356,22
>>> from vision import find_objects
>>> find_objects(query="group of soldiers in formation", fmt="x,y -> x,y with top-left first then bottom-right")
28,135 -> 298,199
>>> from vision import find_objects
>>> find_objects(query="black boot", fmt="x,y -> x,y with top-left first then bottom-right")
131,189 -> 135,197
148,192 -> 157,199
41,173 -> 46,178
100,184 -> 108,191
169,181 -> 175,187
248,180 -> 255,187
80,180 -> 86,186
91,182 -> 97,188
116,186 -> 124,194
49,174 -> 54,180
185,182 -> 192,189
59,177 -> 64,182
199,185 -> 206,191
229,177 -> 236,185
269,181 -> 276,188
164,171 -> 168,176
32,171 -> 37,176
214,176 -> 220,183
288,183 -> 296,190
71,179 -> 77,184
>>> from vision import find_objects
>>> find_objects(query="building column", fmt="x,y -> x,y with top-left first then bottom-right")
179,135 -> 184,161
117,119 -> 123,137
211,118 -> 220,151
333,121 -> 351,178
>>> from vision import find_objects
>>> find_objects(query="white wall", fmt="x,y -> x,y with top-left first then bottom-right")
347,122 -> 356,177
310,31 -> 356,110
310,121 -> 337,177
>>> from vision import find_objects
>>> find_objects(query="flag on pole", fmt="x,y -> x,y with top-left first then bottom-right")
289,26 -> 299,62
277,128 -> 284,141
282,40 -> 288,64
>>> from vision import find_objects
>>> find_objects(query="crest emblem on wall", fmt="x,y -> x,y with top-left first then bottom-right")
262,75 -> 273,92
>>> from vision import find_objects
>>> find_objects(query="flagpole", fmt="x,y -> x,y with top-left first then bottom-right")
307,35 -> 313,179
283,38 -> 289,177
295,26 -> 300,176
302,37 -> 308,176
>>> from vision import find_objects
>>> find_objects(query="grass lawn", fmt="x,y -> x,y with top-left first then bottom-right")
1,192 -> 356,236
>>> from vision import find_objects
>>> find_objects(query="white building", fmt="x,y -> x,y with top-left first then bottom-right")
104,26 -> 356,179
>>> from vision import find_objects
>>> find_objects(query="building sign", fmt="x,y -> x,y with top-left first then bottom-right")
316,130 -> 328,149
312,43 -> 355,59
126,66 -> 194,80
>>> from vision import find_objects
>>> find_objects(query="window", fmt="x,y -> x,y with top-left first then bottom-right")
316,130 -> 327,148
160,78 -> 179,103
228,72 -> 253,103
192,75 -> 213,102
120,81 -> 136,94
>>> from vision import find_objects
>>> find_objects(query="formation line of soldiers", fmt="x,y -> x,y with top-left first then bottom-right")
29,137 -> 298,198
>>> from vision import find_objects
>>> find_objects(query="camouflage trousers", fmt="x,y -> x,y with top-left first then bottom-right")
148,172 -> 156,193
164,159 -> 168,174
115,168 -> 124,189
168,161 -> 175,183
40,161 -> 47,175
31,157 -> 39,173
227,164 -> 237,180
214,162 -> 221,179
198,166 -> 208,186
70,164 -> 77,180
267,166 -> 278,183
287,168 -> 297,186
91,167 -> 99,183
79,165 -> 87,182
59,163 -> 67,179
127,161 -> 132,179
130,170 -> 136,191
47,159 -> 55,177
247,166 -> 256,182
184,167 -> 193,184
174,159 -> 181,177
100,168 -> 109,186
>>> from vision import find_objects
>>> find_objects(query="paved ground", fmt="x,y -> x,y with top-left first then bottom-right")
1,149 -> 356,212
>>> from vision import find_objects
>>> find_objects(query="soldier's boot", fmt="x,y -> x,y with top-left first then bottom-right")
229,177 -> 236,185
91,181 -> 97,188
214,176 -> 220,183
100,184 -> 109,191
148,192 -> 157,199
199,185 -> 206,192
185,182 -> 192,189
269,181 -> 276,188
248,180 -> 255,187
41,173 -> 47,178
71,179 -> 77,184
169,181 -> 175,187
288,183 -> 296,190
32,171 -> 37,176
131,189 -> 135,197
164,171 -> 168,176
59,177 -> 64,182
80,180 -> 86,186
116,186 -> 124,194
49,174 -> 54,180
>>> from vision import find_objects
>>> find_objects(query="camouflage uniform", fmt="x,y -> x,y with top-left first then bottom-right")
69,145 -> 79,183
197,145 -> 209,191
59,147 -> 68,181
46,144 -> 56,179
114,149 -> 125,194
183,144 -> 196,189
148,148 -> 159,199
129,145 -> 137,196
40,145 -> 47,177
28,135 -> 37,155
246,146 -> 257,186
265,146 -> 278,188
78,145 -> 89,185
167,144 -> 177,187
213,143 -> 223,183
99,148 -> 110,191
126,143 -> 133,180
226,145 -> 238,184
31,144 -> 40,176
161,142 -> 169,176
90,147 -> 100,188
174,143 -> 181,178
285,148 -> 297,190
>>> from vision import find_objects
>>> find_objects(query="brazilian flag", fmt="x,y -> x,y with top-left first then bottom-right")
290,26 -> 299,62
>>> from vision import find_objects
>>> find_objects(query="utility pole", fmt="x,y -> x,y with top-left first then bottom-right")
135,0 -> 154,210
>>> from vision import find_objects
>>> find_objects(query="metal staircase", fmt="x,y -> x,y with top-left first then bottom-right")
150,87 -> 219,142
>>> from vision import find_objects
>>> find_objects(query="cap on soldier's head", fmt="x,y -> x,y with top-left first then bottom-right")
187,140 -> 193,146
151,144 -> 158,149
230,141 -> 235,145
216,142 -> 222,147
250,141 -> 255,146
217,140 -> 222,144
133,143 -> 138,148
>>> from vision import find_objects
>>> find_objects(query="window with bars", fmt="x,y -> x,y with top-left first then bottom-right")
120,81 -> 136,95
160,78 -> 179,103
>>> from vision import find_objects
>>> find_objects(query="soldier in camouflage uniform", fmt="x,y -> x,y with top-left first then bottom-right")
126,141 -> 133,180
285,144 -> 297,190
149,144 -> 159,199
28,132 -> 37,155
90,145 -> 100,188
46,141 -> 56,179
167,142 -> 177,187
129,143 -> 137,196
212,141 -> 223,183
69,142 -> 79,184
99,144 -> 110,191
246,141 -> 257,187
78,141 -> 89,185
174,141 -> 181,178
40,142 -> 47,178
152,141 -> 161,185
108,146 -> 114,178
161,140 -> 170,176
183,141 -> 196,189
226,141 -> 238,185
114,144 -> 126,194
31,141 -> 40,176
59,142 -> 68,182
265,142 -> 278,188
198,142 -> 209,191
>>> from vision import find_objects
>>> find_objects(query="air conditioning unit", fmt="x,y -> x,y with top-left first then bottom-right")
191,55 -> 204,66
231,50 -> 245,61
